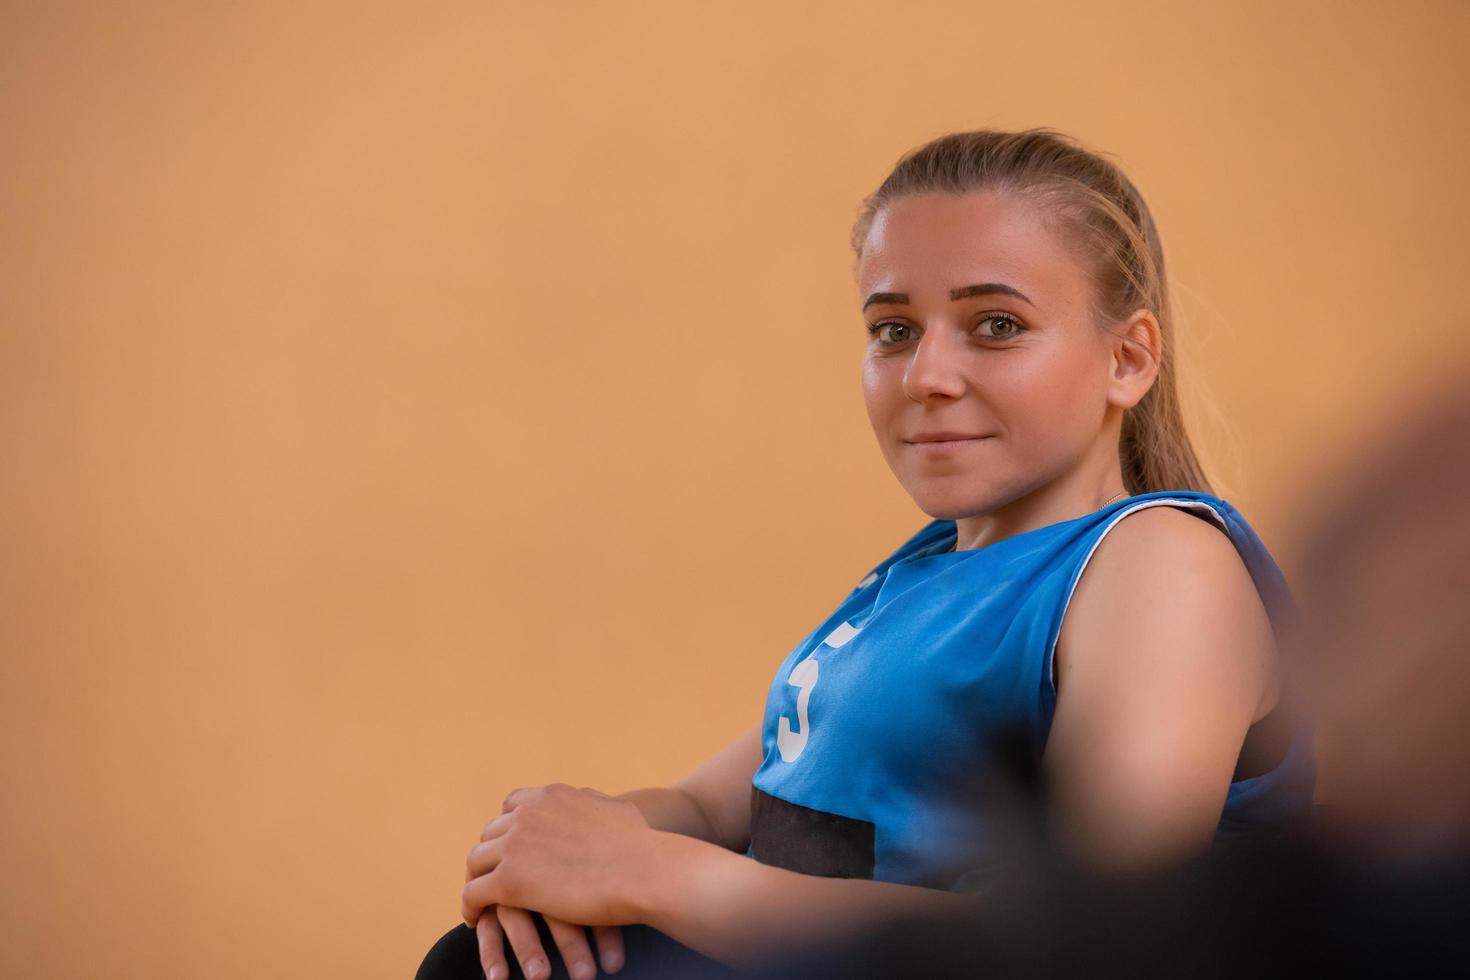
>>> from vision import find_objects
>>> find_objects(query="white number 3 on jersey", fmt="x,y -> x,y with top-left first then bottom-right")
776,620 -> 861,763
777,659 -> 819,762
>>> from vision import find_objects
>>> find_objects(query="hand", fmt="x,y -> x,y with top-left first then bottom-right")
473,905 -> 625,980
462,783 -> 659,929
464,784 -> 635,979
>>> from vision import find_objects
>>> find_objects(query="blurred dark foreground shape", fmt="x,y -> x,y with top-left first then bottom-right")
415,374 -> 1470,979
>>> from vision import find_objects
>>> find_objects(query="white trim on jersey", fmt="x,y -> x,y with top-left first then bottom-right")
1047,498 -> 1231,691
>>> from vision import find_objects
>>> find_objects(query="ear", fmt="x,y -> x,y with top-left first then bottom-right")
1107,309 -> 1162,411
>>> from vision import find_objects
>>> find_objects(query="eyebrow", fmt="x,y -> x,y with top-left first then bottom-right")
862,282 -> 1035,310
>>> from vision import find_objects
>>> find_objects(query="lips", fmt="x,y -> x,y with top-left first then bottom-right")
903,433 -> 991,457
905,431 -> 990,443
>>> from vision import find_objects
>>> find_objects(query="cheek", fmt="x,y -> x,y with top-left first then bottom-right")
984,356 -> 1063,420
990,347 -> 1105,443
1017,339 -> 1106,402
860,357 -> 901,420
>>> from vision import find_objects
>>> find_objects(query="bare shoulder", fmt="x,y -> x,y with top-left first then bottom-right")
1078,504 -> 1256,600
1054,504 -> 1276,711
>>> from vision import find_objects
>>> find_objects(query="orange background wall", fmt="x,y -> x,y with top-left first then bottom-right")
3,2 -> 1467,977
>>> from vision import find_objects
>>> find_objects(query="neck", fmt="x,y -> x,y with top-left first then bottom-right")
950,444 -> 1131,553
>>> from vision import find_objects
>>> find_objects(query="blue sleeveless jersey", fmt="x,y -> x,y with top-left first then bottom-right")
746,491 -> 1316,889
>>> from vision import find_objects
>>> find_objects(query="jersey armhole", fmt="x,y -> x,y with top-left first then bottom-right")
1045,499 -> 1231,695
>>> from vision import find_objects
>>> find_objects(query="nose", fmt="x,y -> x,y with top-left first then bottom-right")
901,325 -> 966,404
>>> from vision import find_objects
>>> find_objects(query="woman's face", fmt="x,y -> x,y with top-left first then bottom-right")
857,190 -> 1120,520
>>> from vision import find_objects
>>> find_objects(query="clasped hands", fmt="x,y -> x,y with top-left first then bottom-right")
463,783 -> 659,980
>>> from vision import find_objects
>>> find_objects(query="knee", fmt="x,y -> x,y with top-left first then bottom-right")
414,922 -> 483,980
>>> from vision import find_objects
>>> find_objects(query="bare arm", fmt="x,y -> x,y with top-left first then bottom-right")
615,723 -> 762,850
473,727 -> 761,979
1043,507 -> 1277,870
470,722 -> 977,967
633,831 -> 977,966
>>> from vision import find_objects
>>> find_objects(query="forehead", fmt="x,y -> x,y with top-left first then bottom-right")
856,190 -> 1092,310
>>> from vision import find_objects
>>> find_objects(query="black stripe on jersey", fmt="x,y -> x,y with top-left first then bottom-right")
748,786 -> 875,879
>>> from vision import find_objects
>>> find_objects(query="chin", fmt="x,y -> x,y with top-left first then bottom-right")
901,477 -> 1006,521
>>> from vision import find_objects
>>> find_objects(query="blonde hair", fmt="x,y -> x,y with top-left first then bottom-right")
850,128 -> 1213,496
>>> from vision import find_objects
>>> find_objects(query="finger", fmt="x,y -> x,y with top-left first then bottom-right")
465,836 -> 504,883
592,925 -> 626,974
462,869 -> 504,926
543,914 -> 598,980
502,784 -> 554,813
476,912 -> 512,980
497,905 -> 552,980
479,811 -> 514,842
501,786 -> 536,813
480,792 -> 532,838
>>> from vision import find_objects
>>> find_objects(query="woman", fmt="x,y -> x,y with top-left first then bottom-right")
417,128 -> 1316,980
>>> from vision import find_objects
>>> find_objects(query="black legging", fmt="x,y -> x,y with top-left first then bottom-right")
414,916 -> 741,980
